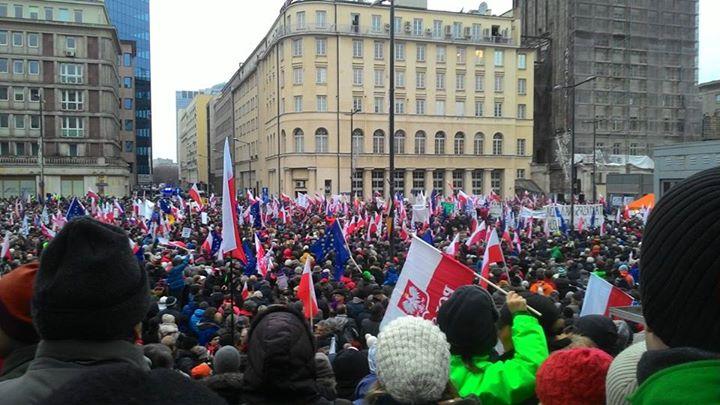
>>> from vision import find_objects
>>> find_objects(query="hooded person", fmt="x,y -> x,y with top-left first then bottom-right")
629,167 -> 720,404
569,315 -> 620,357
331,347 -> 369,400
496,292 -> 563,358
535,348 -> 613,405
0,262 -> 40,381
436,286 -> 548,405
0,217 -> 151,405
240,305 -> 352,405
201,345 -> 244,404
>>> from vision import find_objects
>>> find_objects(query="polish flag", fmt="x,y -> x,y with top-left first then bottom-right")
480,228 -> 505,288
41,223 -> 56,239
128,238 -> 140,255
219,138 -> 247,263
580,273 -> 634,317
513,231 -> 522,254
297,257 -> 318,319
444,233 -> 460,256
87,188 -> 99,214
255,233 -> 267,276
465,221 -> 487,247
577,216 -> 585,233
380,235 -> 476,328
0,232 -> 11,260
201,232 -> 214,254
189,183 -> 203,209
241,281 -> 250,301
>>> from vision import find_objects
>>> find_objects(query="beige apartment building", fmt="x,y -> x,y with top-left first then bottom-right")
178,93 -> 213,187
0,0 -> 131,197
222,0 -> 534,199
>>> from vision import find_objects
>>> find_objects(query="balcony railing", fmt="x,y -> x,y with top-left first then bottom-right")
0,156 -> 38,165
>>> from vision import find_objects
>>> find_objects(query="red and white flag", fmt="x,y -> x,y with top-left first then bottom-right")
219,138 -> 247,263
381,235 -> 476,328
241,281 -> 250,301
444,233 -> 460,256
201,232 -> 214,254
128,238 -> 140,255
580,274 -> 634,317
254,233 -> 267,276
189,183 -> 204,209
465,221 -> 486,247
480,228 -> 505,288
41,223 -> 56,239
513,231 -> 522,254
297,257 -> 318,319
0,232 -> 11,260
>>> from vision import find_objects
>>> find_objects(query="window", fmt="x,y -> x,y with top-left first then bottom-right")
352,96 -> 363,112
27,32 -> 38,47
435,100 -> 445,115
518,78 -> 526,95
12,60 -> 23,74
0,114 -> 7,128
372,169 -> 384,195
475,74 -> 484,91
473,133 -> 484,155
394,70 -> 404,88
316,67 -> 327,84
494,101 -> 503,117
494,50 -> 504,66
124,119 -> 133,131
352,129 -> 363,153
0,30 -> 6,46
13,4 -> 21,18
293,96 -> 302,112
516,139 -> 526,156
352,67 -> 363,85
453,21 -> 463,38
316,10 -> 327,28
12,32 -> 22,47
491,170 -> 502,194
629,143 -> 639,155
394,98 -> 405,114
13,88 -> 23,102
455,101 -> 465,117
456,73 -> 465,90
457,48 -> 466,64
412,170 -> 425,194
434,132 -> 446,154
14,115 -> 24,129
292,39 -> 303,56
68,144 -> 78,157
315,38 -> 327,56
416,44 -> 426,62
416,71 -> 425,89
0,59 -> 6,73
474,100 -> 484,117
494,74 -> 504,92
433,20 -> 443,38
433,170 -> 444,191
292,67 -> 303,85
415,99 -> 425,115
516,169 -> 526,179
123,77 -> 132,88
394,42 -> 405,61
61,90 -> 84,110
294,128 -> 304,152
352,39 -> 363,58
612,143 -> 621,155
374,69 -> 384,87
316,95 -> 327,112
374,41 -> 384,59
28,60 -> 39,75
123,98 -> 132,110
453,170 -> 463,190
394,16 -> 402,32
492,133 -> 503,155
62,117 -> 83,137
66,36 -> 76,50
374,97 -> 384,113
394,130 -> 405,154
394,169 -> 405,192
30,115 -> 39,129
58,8 -> 69,22
474,48 -> 485,65
352,169 -> 363,196
73,9 -> 82,23
454,132 -> 465,154
315,128 -> 328,153
373,130 -> 385,154
44,7 -> 52,20
371,15 -> 382,32
16,142 -> 25,155
436,46 -> 446,62
0,86 -> 6,100
517,104 -> 526,119
296,11 -> 305,29
60,63 -> 83,83
472,170 -> 483,194
413,18 -> 423,36
518,53 -> 527,69
0,4 -> 6,17
436,73 -> 445,90
414,131 -> 426,154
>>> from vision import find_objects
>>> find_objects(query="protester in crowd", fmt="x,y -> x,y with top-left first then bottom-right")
437,286 -> 548,404
535,348 -> 613,405
605,341 -> 646,405
201,345 -> 244,404
567,314 -> 621,356
143,343 -> 174,369
0,262 -> 39,381
496,292 -> 563,357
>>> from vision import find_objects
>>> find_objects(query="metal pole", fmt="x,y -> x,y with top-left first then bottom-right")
592,118 -> 597,203
350,110 -> 354,196
388,0 -> 396,259
570,85 -> 575,231
38,88 -> 45,204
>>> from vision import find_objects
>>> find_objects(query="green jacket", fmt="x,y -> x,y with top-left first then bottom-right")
630,359 -> 720,404
449,314 -> 548,405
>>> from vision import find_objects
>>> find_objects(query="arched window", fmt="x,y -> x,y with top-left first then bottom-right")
434,131 -> 446,154
414,131 -> 426,154
394,130 -> 406,154
373,129 -> 385,154
281,130 -> 286,153
492,132 -> 503,155
454,132 -> 465,155
352,128 -> 364,154
315,128 -> 328,153
474,132 -> 484,155
293,128 -> 304,153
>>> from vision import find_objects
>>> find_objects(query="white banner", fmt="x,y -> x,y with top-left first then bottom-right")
545,204 -> 604,231
519,207 -> 547,219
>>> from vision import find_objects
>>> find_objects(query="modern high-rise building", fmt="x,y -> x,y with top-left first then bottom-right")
105,0 -> 152,187
214,0 -> 536,199
515,0 -> 701,197
0,0 -> 130,197
177,94 -> 214,188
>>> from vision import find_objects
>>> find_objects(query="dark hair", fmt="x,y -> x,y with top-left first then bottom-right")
369,303 -> 385,322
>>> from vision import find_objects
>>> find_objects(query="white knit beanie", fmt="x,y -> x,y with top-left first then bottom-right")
376,316 -> 450,404
606,340 -> 647,405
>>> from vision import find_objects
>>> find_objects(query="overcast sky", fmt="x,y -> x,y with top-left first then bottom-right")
150,0 -> 720,161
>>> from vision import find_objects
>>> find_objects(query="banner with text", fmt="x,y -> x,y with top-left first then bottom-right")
545,204 -> 604,231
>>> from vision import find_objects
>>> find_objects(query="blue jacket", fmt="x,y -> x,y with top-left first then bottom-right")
167,259 -> 188,292
190,309 -> 204,335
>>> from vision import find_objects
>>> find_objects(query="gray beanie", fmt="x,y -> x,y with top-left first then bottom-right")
213,346 -> 241,374
376,316 -> 450,403
605,341 -> 646,405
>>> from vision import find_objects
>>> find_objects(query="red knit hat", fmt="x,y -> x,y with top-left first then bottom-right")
0,262 -> 39,343
536,348 -> 613,405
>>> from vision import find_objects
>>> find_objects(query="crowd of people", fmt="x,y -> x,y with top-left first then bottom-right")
0,168 -> 716,404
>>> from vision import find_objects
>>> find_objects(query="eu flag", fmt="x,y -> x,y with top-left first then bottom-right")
242,240 -> 257,276
250,201 -> 261,228
310,221 -> 351,281
555,206 -> 568,234
421,229 -> 434,246
65,197 -> 87,221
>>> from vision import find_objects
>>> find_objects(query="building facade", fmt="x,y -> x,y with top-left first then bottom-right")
654,140 -> 720,199
515,0 -> 701,195
0,0 -> 130,197
178,94 -> 213,187
209,73 -> 241,194
699,80 -> 720,140
118,39 -> 136,187
152,157 -> 178,185
224,0 -> 534,199
105,0 -> 152,186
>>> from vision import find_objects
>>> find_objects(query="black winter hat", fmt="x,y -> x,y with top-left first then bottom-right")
499,293 -> 561,339
641,167 -> 720,353
33,217 -> 150,340
572,314 -> 619,356
437,285 -> 498,358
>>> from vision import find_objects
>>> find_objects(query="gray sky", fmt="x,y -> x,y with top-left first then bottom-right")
150,0 -> 720,161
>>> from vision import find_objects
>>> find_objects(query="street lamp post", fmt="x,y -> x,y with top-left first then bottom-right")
553,75 -> 596,230
583,117 -> 603,203
349,107 -> 360,197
